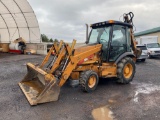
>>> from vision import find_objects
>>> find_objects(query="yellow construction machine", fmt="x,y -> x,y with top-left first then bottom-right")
19,12 -> 141,105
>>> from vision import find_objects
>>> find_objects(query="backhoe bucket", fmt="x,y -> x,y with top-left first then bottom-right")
19,63 -> 60,105
136,47 -> 142,58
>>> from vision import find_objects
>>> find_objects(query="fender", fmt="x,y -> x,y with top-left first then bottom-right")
115,52 -> 135,64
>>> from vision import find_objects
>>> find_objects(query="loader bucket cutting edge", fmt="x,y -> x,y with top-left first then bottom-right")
19,63 -> 60,105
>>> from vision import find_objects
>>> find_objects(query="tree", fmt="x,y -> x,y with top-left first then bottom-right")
50,38 -> 53,42
41,34 -> 49,42
54,39 -> 58,42
41,34 -> 59,42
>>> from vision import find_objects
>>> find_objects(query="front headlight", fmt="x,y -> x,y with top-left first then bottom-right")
148,50 -> 155,53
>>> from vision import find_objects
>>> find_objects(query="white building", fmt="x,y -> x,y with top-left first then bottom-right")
134,27 -> 160,44
0,0 -> 41,43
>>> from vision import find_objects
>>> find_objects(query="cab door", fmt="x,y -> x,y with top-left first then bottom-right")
109,25 -> 128,61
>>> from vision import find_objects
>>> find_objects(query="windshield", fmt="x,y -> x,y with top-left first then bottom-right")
147,43 -> 160,48
88,27 -> 111,44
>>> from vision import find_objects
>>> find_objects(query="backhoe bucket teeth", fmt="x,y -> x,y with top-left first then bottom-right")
19,63 -> 60,105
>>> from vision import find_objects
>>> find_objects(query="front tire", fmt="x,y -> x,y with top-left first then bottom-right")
79,70 -> 99,92
117,57 -> 135,84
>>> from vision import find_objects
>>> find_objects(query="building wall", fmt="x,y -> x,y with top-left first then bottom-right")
26,43 -> 47,55
135,32 -> 160,43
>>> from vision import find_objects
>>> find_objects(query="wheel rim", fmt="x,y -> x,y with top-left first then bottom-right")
123,63 -> 133,79
88,75 -> 96,88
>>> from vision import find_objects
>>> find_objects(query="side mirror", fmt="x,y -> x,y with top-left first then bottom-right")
85,24 -> 89,44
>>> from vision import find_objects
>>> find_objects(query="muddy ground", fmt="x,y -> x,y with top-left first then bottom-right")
0,53 -> 160,120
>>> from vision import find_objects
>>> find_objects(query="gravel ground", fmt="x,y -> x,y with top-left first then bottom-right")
0,53 -> 160,120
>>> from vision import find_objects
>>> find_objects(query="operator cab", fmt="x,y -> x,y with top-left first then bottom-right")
87,20 -> 133,62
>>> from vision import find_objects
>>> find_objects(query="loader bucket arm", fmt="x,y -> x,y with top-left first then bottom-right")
40,40 -> 63,68
58,44 -> 102,86
49,39 -> 76,74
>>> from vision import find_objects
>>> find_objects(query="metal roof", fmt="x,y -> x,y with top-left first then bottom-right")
134,27 -> 160,37
0,0 -> 41,43
91,20 -> 132,28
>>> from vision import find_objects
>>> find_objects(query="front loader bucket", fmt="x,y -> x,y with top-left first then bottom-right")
19,63 -> 60,105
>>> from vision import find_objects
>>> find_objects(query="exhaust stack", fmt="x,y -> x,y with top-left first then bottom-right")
85,24 -> 89,44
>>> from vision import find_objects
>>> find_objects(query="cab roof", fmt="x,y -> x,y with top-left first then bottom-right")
91,20 -> 133,28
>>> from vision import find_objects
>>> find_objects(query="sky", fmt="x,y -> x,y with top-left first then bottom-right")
28,0 -> 160,43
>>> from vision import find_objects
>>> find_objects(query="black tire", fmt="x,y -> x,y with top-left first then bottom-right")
141,59 -> 146,62
79,70 -> 99,92
117,57 -> 135,84
148,54 -> 152,59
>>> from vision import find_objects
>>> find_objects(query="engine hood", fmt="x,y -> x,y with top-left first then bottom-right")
74,43 -> 102,55
147,48 -> 160,51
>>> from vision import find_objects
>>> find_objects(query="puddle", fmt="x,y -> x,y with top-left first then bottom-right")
92,83 -> 160,119
108,99 -> 117,104
133,83 -> 160,103
92,106 -> 114,120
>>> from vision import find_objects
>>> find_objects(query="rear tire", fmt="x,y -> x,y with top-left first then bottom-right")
117,57 -> 135,84
141,59 -> 146,62
79,70 -> 99,92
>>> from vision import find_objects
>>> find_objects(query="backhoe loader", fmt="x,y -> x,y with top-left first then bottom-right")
19,12 -> 141,105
